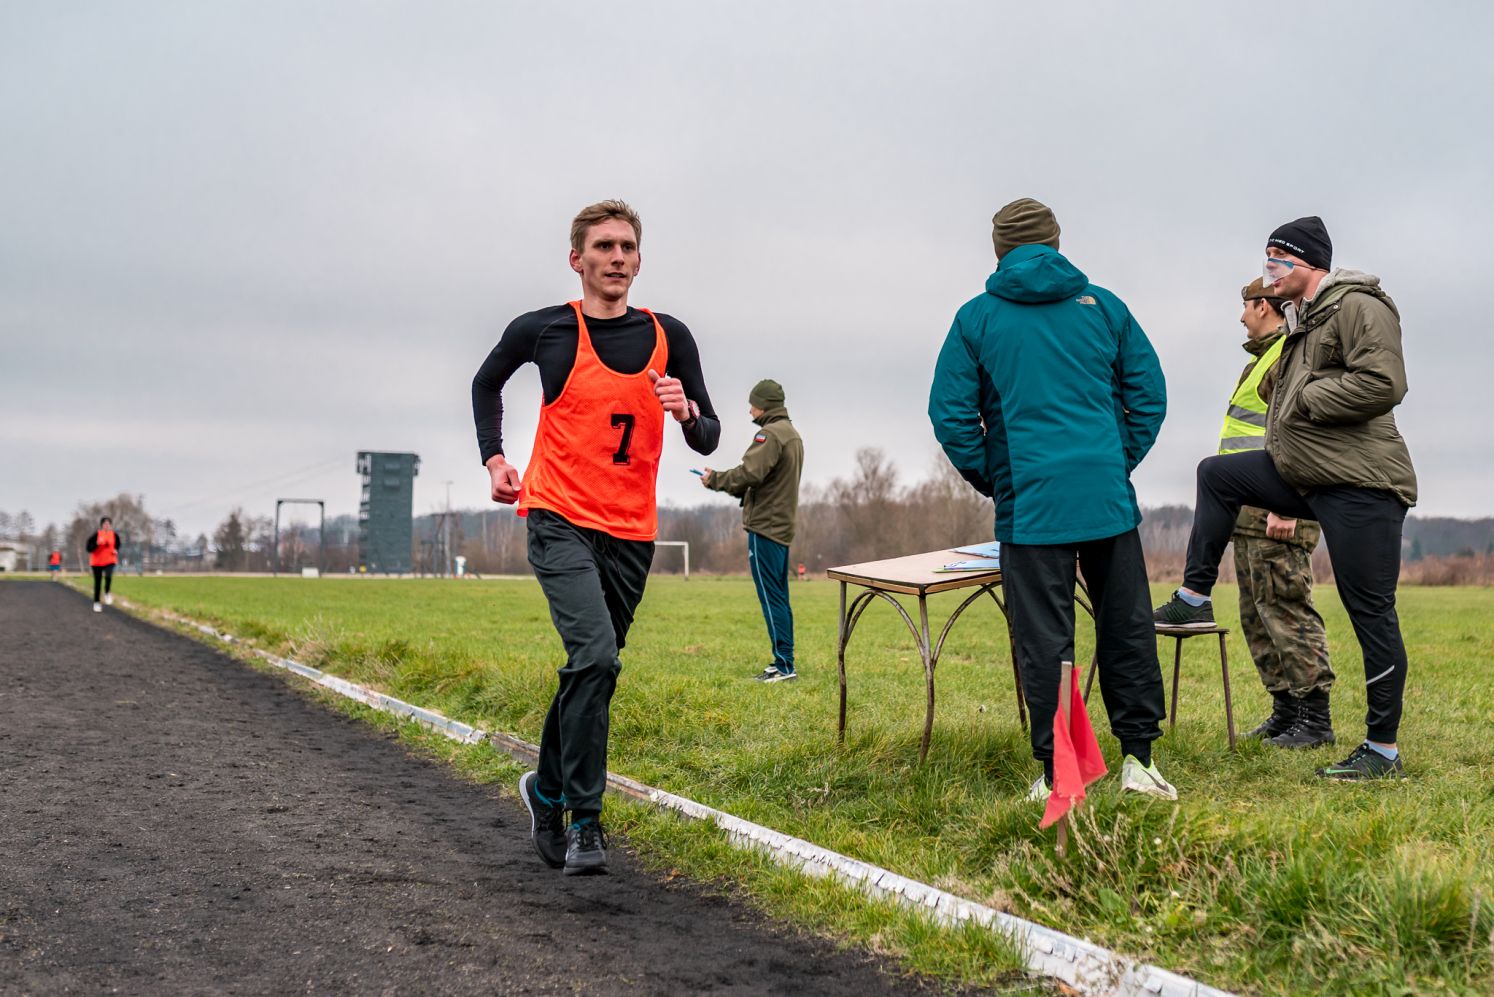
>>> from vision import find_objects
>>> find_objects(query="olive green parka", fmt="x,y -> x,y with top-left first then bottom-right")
1264,269 -> 1416,507
704,407 -> 803,545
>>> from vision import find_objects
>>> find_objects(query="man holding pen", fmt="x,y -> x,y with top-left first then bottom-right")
700,379 -> 805,682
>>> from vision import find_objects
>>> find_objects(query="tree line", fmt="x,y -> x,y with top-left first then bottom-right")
5,453 -> 1492,583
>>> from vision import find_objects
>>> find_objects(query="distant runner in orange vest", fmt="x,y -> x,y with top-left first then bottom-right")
47,549 -> 62,577
471,200 -> 720,876
86,517 -> 120,612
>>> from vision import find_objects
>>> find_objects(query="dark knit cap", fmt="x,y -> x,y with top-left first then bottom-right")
1266,216 -> 1332,271
749,379 -> 785,408
992,198 -> 1061,258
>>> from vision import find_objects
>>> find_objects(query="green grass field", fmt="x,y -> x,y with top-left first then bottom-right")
70,574 -> 1494,995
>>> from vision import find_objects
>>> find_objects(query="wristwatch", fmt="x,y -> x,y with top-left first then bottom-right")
681,399 -> 700,428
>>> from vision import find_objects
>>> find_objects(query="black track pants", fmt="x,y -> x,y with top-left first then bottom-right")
1181,450 -> 1409,742
526,509 -> 653,815
91,565 -> 114,602
1003,529 -> 1165,764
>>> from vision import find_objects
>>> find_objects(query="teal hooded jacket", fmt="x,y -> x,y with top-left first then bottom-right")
928,243 -> 1166,545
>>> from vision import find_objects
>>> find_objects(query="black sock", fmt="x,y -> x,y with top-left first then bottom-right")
571,810 -> 600,826
1121,742 -> 1152,767
1042,760 -> 1054,788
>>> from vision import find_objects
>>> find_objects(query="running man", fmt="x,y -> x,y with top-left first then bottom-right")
471,200 -> 720,875
86,517 -> 120,612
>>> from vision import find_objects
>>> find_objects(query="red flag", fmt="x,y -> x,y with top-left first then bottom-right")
1040,664 -> 1108,829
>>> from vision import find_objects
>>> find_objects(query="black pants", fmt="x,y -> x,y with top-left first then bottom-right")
1182,450 -> 1409,742
526,509 -> 653,815
92,565 -> 114,602
1003,529 -> 1165,766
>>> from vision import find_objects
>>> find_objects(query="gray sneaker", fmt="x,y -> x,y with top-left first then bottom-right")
563,819 -> 609,876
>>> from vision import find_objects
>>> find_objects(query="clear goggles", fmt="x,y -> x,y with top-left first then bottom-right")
1263,257 -> 1308,285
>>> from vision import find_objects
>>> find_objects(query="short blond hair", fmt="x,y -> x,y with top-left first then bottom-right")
570,199 -> 642,253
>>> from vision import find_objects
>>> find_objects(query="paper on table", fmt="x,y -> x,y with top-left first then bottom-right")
934,558 -> 1003,573
953,541 -> 1001,559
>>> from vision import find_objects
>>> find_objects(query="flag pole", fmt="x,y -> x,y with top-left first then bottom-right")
1055,660 -> 1073,857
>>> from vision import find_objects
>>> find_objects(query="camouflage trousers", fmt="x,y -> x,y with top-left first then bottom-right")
1234,533 -> 1334,696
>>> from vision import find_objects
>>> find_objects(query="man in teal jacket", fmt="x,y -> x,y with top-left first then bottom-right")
929,198 -> 1175,801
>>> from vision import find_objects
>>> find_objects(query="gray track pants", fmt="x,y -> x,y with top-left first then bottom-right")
526,509 -> 653,815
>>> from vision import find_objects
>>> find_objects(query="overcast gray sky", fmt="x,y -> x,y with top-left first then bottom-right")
3,1 -> 1491,538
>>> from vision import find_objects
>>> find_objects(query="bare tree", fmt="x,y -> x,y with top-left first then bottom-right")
906,453 -> 994,550
65,494 -> 154,570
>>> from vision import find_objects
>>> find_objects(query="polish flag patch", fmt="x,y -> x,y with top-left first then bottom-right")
754,433 -> 767,443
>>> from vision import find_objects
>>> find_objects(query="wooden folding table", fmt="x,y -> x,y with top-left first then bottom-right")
828,548 -> 1095,763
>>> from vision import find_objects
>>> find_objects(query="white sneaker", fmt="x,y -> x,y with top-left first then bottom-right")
104,593 -> 113,606
1120,755 -> 1178,801
93,602 -> 102,613
1025,775 -> 1050,803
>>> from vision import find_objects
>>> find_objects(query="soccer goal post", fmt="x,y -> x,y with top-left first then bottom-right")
655,540 -> 690,580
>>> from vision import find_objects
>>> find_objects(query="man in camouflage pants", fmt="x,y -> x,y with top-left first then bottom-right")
1224,279 -> 1335,748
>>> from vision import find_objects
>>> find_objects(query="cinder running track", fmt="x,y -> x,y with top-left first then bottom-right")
0,582 -> 989,995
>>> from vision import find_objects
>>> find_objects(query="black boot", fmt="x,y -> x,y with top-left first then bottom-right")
1245,690 -> 1296,740
1266,689 -> 1335,749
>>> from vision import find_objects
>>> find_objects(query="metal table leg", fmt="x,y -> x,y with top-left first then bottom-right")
919,595 -> 935,764
986,586 -> 1027,732
837,581 -> 848,743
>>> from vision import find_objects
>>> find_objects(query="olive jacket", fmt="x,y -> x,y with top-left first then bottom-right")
1264,269 -> 1416,507
705,407 -> 803,545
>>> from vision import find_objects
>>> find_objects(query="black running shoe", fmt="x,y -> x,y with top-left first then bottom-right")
1153,592 -> 1215,629
564,819 -> 609,876
1316,743 -> 1406,781
519,771 -> 567,869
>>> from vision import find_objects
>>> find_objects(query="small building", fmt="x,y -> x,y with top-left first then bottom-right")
0,542 -> 28,573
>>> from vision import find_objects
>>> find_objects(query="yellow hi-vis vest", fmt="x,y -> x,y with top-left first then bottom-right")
1218,336 -> 1286,454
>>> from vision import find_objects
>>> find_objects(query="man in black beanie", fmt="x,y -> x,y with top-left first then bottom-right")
1154,215 -> 1417,781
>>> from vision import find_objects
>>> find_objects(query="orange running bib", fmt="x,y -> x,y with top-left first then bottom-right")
90,528 -> 119,567
517,302 -> 668,541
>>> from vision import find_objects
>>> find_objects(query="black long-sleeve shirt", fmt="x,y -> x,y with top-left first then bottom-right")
471,304 -> 720,464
